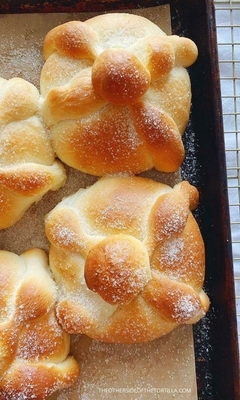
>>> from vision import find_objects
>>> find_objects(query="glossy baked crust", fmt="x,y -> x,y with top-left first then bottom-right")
0,248 -> 79,399
0,77 -> 66,230
40,13 -> 198,176
45,176 -> 209,343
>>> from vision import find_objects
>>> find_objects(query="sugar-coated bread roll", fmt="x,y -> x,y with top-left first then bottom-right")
45,176 -> 209,343
0,248 -> 79,399
0,77 -> 66,230
40,13 -> 198,176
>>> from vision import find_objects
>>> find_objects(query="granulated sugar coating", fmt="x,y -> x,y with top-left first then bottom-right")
0,5 -> 201,400
0,36 -> 42,87
39,7 -> 198,176
0,165 -> 97,254
0,248 -> 79,399
49,325 -> 197,400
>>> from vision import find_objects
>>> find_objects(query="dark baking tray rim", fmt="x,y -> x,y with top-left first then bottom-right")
0,1 -> 239,399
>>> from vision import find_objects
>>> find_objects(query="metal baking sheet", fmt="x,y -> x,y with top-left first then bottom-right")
0,1 -> 239,399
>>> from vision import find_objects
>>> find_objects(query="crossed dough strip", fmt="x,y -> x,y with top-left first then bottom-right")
45,176 -> 210,343
0,76 -> 66,230
40,13 -> 198,176
0,248 -> 79,400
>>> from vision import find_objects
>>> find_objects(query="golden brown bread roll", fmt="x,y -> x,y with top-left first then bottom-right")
0,76 -> 66,230
40,13 -> 198,176
45,176 -> 209,343
0,248 -> 79,399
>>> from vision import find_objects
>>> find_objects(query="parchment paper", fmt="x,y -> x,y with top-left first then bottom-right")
0,5 -> 198,399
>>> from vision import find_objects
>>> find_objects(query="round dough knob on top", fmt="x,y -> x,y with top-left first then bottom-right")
40,13 -> 198,176
45,176 -> 209,343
